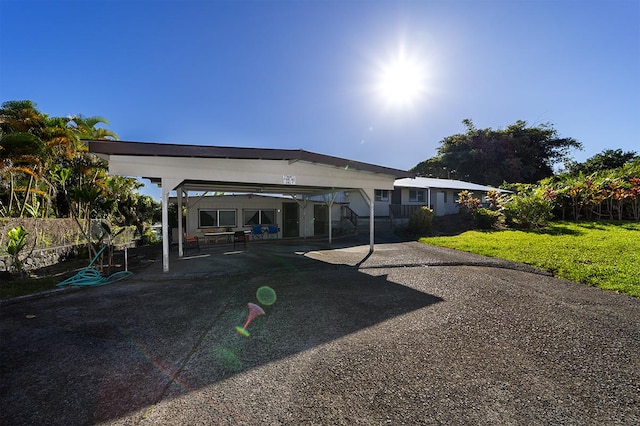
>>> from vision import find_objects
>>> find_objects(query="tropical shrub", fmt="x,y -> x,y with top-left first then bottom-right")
407,206 -> 434,235
485,189 -> 505,210
536,159 -> 640,221
503,191 -> 553,228
472,208 -> 505,229
456,190 -> 481,213
6,226 -> 28,275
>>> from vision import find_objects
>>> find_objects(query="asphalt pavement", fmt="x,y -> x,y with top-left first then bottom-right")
1,238 -> 638,425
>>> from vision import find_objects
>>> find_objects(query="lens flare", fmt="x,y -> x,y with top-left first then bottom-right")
235,302 -> 265,337
256,286 -> 277,306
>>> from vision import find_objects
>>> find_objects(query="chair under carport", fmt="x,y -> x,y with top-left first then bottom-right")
233,231 -> 247,249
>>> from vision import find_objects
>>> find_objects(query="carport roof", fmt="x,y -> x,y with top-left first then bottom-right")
89,140 -> 414,196
89,140 -> 414,179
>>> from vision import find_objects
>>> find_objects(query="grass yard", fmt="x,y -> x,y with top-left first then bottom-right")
421,221 -> 640,297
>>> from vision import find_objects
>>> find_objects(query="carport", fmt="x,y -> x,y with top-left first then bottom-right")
89,140 -> 412,272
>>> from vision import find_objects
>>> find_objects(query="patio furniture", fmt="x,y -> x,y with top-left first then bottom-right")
184,234 -> 200,253
251,225 -> 264,240
233,231 -> 247,249
266,225 -> 280,238
204,228 -> 232,244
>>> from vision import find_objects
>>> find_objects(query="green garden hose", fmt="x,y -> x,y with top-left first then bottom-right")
57,246 -> 132,287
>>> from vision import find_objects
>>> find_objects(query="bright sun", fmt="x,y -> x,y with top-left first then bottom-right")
375,48 -> 426,108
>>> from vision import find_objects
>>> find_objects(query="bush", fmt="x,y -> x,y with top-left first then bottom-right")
141,228 -> 159,245
407,206 -> 434,235
456,190 -> 481,213
472,208 -> 505,229
6,226 -> 28,276
503,192 -> 553,228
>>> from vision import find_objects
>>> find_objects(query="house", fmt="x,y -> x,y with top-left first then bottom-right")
89,140 -> 507,273
173,193 -> 338,242
174,177 -> 507,240
391,176 -> 507,215
89,140 -> 412,272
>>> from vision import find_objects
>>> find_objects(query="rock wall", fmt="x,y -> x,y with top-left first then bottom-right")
0,218 -> 83,251
0,244 -> 83,273
0,218 -> 137,274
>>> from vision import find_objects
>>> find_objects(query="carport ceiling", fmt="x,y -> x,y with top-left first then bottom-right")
175,179 -> 359,197
88,140 -> 413,196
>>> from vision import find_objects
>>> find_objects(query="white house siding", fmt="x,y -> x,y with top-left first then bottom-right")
345,192 -> 369,216
393,187 -> 450,216
393,178 -> 506,217
346,188 -> 461,218
178,181 -> 502,239
182,194 -> 345,239
343,192 -> 388,217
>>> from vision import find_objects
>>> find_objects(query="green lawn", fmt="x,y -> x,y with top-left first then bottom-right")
421,221 -> 640,297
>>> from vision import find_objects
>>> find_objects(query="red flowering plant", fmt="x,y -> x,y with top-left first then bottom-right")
456,190 -> 481,214
628,178 -> 640,220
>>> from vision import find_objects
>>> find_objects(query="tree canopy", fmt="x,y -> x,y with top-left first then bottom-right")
1,100 -> 160,243
411,119 -> 582,186
565,149 -> 638,175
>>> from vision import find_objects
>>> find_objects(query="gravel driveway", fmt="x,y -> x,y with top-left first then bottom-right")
1,240 -> 638,425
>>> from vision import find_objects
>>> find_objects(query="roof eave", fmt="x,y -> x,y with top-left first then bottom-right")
88,140 -> 414,178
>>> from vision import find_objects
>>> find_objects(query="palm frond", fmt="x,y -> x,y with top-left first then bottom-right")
10,166 -> 40,179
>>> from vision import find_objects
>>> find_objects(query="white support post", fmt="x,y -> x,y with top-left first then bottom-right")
161,182 -> 171,273
301,198 -> 307,239
324,192 -> 337,244
369,195 -> 374,252
359,188 -> 375,253
161,177 -> 180,273
177,189 -> 184,257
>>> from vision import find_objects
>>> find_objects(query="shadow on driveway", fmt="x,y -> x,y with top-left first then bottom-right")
1,239 -> 442,425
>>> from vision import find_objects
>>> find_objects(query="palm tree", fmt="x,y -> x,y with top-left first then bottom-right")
1,101 -> 53,217
0,100 -> 46,136
0,130 -> 48,217
67,115 -> 118,149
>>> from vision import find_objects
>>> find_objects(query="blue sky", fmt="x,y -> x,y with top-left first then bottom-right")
1,0 -> 639,198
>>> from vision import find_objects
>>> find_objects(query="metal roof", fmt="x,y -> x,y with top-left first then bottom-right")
395,177 -> 509,192
88,140 -> 414,178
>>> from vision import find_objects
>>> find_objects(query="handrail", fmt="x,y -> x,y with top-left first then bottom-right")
341,205 -> 358,230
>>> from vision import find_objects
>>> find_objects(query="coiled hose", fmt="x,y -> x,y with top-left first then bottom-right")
57,246 -> 133,287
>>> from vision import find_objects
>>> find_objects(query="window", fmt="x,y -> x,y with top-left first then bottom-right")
375,190 -> 389,202
199,209 -> 236,228
409,190 -> 425,202
243,209 -> 276,226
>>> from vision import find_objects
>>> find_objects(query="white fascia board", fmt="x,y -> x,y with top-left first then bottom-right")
107,155 -> 396,190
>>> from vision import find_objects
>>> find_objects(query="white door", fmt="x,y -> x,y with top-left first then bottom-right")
436,192 -> 445,216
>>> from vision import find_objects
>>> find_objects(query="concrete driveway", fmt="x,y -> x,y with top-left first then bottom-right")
1,239 -> 638,425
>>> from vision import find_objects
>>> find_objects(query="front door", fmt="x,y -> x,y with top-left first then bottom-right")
314,205 -> 328,235
436,191 -> 445,216
282,202 -> 299,238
